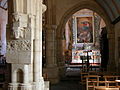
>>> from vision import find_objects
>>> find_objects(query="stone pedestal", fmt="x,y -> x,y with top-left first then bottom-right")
8,83 -> 18,90
43,67 -> 59,84
7,0 -> 48,90
32,81 -> 44,90
20,84 -> 32,90
8,83 -> 32,90
44,81 -> 49,90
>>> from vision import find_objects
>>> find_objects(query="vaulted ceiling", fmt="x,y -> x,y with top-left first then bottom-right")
95,0 -> 120,24
0,0 -> 120,23
0,0 -> 7,10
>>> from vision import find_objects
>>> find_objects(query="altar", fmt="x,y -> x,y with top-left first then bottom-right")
71,50 -> 101,69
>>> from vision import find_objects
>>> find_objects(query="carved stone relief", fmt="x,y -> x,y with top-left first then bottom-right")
7,40 -> 31,51
12,13 -> 30,39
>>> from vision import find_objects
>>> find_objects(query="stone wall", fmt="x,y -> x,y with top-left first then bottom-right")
0,8 -> 8,55
115,21 -> 120,72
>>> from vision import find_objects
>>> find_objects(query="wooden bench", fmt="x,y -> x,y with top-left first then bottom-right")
103,75 -> 120,87
80,72 -> 89,84
85,75 -> 120,90
95,87 -> 119,90
84,75 -> 100,90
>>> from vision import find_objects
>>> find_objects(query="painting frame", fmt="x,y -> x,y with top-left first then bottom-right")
75,15 -> 94,44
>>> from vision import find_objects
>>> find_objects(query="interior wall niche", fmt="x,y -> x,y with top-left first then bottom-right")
17,69 -> 23,83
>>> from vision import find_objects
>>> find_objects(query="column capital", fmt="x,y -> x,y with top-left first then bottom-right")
42,4 -> 47,13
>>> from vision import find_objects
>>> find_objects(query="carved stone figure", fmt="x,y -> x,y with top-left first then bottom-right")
12,27 -> 25,39
12,13 -> 28,39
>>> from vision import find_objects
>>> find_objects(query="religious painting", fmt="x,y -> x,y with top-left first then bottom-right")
76,16 -> 93,43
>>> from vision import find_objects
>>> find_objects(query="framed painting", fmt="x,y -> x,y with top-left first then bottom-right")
76,16 -> 94,43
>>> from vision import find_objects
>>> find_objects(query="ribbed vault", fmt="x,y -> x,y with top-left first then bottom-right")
96,0 -> 120,23
0,0 -> 7,10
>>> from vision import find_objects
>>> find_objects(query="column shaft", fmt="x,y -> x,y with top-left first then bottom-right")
33,0 -> 43,82
24,65 -> 29,83
46,26 -> 57,67
12,72 -> 17,83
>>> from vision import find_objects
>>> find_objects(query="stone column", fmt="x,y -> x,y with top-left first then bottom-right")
33,0 -> 45,90
43,25 -> 59,84
7,0 -> 33,90
45,25 -> 57,67
23,65 -> 29,83
20,65 -> 32,90
7,0 -> 48,90
114,22 -> 120,72
107,32 -> 116,71
11,70 -> 17,83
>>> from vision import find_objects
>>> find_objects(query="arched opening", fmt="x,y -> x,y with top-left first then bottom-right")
55,0 -> 114,79
56,0 -> 113,77
62,9 -> 108,75
51,0 -> 115,88
16,69 -> 23,83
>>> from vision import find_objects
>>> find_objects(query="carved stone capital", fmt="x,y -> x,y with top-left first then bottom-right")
42,4 -> 47,13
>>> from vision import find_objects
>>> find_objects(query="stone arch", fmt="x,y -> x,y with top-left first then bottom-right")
57,1 -> 113,36
13,68 -> 24,83
16,69 -> 24,83
56,0 -> 114,68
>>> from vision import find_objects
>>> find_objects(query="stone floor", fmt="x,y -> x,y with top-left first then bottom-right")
50,76 -> 83,90
51,67 -> 83,90
50,65 -> 100,90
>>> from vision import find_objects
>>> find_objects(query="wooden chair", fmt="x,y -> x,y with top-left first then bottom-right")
103,75 -> 120,87
80,72 -> 89,84
95,87 -> 119,90
85,75 -> 100,90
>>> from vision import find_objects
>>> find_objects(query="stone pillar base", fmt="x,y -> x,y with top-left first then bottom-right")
8,83 -> 32,90
44,81 -> 49,90
32,80 -> 45,90
8,83 -> 18,90
20,84 -> 32,90
43,67 -> 59,84
58,66 -> 66,78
